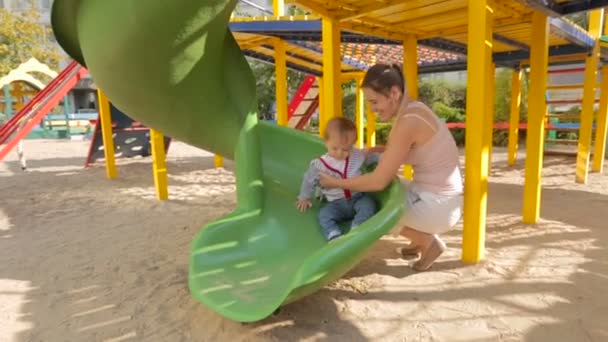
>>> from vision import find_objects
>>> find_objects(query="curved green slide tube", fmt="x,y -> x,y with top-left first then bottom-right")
51,0 -> 405,322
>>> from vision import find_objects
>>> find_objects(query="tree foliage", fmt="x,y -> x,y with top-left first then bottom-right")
372,70 -> 530,147
0,5 -> 63,77
248,58 -> 307,120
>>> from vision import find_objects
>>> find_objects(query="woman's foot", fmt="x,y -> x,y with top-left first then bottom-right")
395,244 -> 421,259
413,237 -> 446,271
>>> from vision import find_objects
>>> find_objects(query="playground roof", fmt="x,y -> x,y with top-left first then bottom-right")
234,30 -> 468,75
230,0 -> 607,75
285,0 -> 594,49
234,32 -> 359,75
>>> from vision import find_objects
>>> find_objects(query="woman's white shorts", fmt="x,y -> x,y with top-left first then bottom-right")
391,181 -> 463,236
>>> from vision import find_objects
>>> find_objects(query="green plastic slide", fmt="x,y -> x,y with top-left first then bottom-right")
51,0 -> 405,322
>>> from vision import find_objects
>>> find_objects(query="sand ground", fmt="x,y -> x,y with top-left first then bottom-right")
1,140 -> 607,342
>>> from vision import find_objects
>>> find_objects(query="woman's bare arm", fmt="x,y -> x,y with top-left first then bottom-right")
320,117 -> 418,192
366,145 -> 386,154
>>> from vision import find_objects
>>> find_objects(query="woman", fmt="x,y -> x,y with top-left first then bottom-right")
319,64 -> 463,271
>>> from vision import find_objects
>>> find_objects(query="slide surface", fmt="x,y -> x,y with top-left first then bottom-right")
51,0 -> 405,322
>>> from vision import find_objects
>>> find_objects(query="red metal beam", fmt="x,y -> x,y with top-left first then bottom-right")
547,67 -> 586,74
445,122 -> 587,131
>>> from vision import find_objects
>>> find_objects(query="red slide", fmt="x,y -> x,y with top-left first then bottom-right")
287,75 -> 319,130
0,61 -> 88,161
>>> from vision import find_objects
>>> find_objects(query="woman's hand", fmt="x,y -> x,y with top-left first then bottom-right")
319,172 -> 342,188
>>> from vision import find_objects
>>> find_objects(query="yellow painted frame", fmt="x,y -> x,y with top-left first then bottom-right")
593,65 -> 608,173
355,77 -> 365,148
462,0 -> 491,263
320,16 -> 342,136
576,10 -> 603,184
402,34 -> 417,180
96,89 -> 117,180
150,129 -> 169,200
274,38 -> 289,127
366,102 -> 376,147
522,11 -> 549,224
508,68 -> 523,166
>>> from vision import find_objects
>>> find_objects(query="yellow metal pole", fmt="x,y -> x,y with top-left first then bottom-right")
317,76 -> 325,137
355,77 -> 365,148
402,35 -> 418,180
592,16 -> 608,173
462,0 -> 491,264
404,35 -> 419,100
576,9 -> 603,183
274,38 -> 288,127
96,89 -> 117,179
13,82 -> 23,111
150,129 -> 169,200
214,155 -> 224,168
366,102 -> 376,147
321,16 -> 342,136
508,68 -> 523,166
593,65 -> 608,172
522,12 -> 549,223
273,0 -> 285,16
485,62 -> 496,171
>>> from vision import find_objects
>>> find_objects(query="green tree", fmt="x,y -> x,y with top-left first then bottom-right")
564,12 -> 587,29
492,68 -> 530,146
0,4 -> 63,77
248,58 -> 307,120
341,80 -> 357,120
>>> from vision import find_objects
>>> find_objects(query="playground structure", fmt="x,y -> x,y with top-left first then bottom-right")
0,60 -> 87,166
544,64 -> 602,155
0,58 -> 92,139
39,0 -> 608,323
0,60 -> 177,196
0,58 -> 60,168
84,101 -> 172,168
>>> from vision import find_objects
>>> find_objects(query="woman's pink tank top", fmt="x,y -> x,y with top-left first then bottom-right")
401,103 -> 463,196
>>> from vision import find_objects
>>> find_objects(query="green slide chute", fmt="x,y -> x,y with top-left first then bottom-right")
51,0 -> 405,322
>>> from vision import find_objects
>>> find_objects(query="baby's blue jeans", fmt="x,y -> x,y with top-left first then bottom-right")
318,192 -> 377,241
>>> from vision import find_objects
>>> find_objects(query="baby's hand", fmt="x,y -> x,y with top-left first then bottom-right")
296,199 -> 312,212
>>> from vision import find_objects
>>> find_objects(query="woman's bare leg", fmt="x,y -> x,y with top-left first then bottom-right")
400,227 -> 433,249
400,227 -> 445,271
395,226 -> 428,257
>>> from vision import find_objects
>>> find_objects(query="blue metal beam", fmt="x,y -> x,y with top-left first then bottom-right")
561,0 -> 608,14
243,51 -> 322,76
494,43 -> 588,63
494,34 -> 529,51
517,0 -> 608,15
419,38 -> 467,54
230,21 -> 400,44
230,20 -> 322,32
515,0 -> 562,16
259,43 -> 324,68
550,17 -> 595,48
229,21 -> 470,55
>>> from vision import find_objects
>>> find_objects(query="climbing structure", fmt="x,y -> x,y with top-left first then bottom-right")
228,1 -> 608,267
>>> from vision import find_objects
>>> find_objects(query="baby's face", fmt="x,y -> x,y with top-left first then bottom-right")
325,132 -> 355,160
